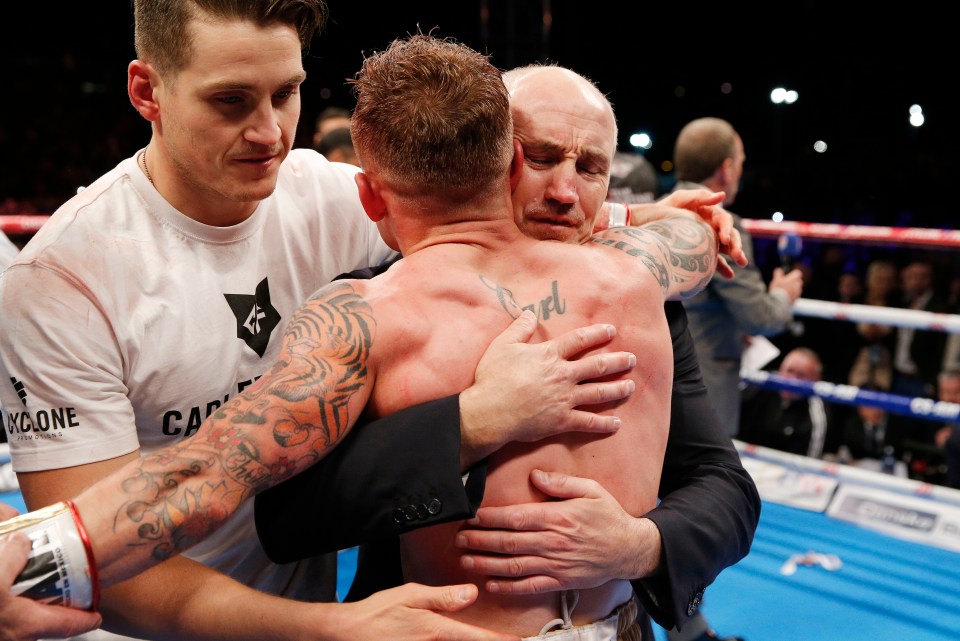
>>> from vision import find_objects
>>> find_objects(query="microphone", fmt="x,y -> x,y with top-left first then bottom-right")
777,232 -> 802,273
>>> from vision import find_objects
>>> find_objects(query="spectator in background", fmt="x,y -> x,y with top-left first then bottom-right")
797,267 -> 864,431
739,347 -> 839,459
665,116 -> 791,641
933,369 -> 960,488
314,125 -> 359,166
673,117 -> 803,437
849,259 -> 899,390
943,274 -> 960,373
311,104 -> 352,147
608,151 -> 660,204
835,384 -> 896,464
887,259 -> 949,466
891,259 -> 948,400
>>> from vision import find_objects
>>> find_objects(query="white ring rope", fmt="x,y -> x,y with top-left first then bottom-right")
792,298 -> 960,333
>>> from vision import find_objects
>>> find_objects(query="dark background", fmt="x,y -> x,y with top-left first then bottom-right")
3,1 -> 955,236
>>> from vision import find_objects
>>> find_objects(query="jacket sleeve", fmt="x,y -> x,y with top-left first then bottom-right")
631,302 -> 761,630
708,224 -> 794,337
255,395 -> 486,562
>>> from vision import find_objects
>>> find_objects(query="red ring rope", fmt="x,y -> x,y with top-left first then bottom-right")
741,219 -> 960,249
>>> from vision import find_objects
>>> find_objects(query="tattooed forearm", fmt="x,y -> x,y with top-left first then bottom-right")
592,212 -> 717,298
113,281 -> 376,558
592,231 -> 670,289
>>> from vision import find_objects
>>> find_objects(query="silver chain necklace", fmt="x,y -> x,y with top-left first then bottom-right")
139,146 -> 154,186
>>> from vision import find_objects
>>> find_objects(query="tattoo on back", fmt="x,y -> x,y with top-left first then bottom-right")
480,275 -> 567,321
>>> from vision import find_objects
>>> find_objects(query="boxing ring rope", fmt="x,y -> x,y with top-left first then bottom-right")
729,217 -> 960,560
5,214 -> 960,248
0,214 -> 49,235
791,298 -> 960,332
740,371 -> 960,426
741,218 -> 960,250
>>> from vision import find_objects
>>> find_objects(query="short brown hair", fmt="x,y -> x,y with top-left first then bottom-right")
673,117 -> 737,183
133,0 -> 327,77
349,33 -> 513,201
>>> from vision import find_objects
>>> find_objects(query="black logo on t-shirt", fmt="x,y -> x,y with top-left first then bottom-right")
224,277 -> 281,358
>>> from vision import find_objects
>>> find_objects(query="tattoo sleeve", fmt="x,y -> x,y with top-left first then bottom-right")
592,213 -> 717,300
113,282 -> 375,561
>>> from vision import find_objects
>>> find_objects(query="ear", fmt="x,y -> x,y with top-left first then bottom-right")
128,60 -> 160,122
355,172 -> 387,222
716,156 -> 735,188
509,138 -> 524,192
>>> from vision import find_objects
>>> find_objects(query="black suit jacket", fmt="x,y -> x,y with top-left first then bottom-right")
254,271 -> 760,631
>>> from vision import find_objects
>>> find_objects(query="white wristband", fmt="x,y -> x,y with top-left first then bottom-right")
607,202 -> 630,228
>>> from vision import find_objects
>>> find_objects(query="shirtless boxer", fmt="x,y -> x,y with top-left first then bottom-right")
341,35 -> 715,637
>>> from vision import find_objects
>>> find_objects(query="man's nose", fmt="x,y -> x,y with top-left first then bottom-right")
244,104 -> 282,146
544,164 -> 578,204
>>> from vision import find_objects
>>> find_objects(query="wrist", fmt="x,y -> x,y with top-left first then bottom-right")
628,517 -> 664,579
607,202 -> 631,228
458,386 -> 496,470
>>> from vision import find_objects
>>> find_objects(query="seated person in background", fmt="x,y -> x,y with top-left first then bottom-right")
835,384 -> 898,465
739,347 -> 839,459
67,33 -> 719,639
934,369 -> 960,488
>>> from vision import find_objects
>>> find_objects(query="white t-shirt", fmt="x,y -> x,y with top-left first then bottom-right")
0,149 -> 395,607
0,230 -> 19,269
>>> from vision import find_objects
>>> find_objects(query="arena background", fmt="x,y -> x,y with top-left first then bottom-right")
3,3 -> 960,640
3,1 -> 956,239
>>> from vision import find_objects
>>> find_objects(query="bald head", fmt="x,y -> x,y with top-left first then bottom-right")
501,64 -> 618,244
504,65 -> 618,157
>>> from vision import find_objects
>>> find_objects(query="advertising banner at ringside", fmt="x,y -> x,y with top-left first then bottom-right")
739,455 -> 839,512
827,484 -> 960,553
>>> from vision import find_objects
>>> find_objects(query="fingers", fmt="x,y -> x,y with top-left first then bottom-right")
0,533 -> 103,640
565,349 -> 635,382
401,583 -> 519,641
547,323 -> 617,359
486,576 -> 560,595
0,533 -> 30,582
660,188 -> 724,209
461,549 -> 549,580
715,255 -> 734,280
491,309 -> 537,344
528,469 -> 601,500
556,409 -> 623,435
407,582 -> 479,613
29,606 -> 102,639
489,309 -> 537,346
569,378 -> 635,410
728,228 -> 747,264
